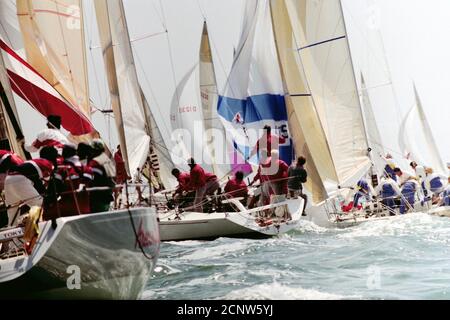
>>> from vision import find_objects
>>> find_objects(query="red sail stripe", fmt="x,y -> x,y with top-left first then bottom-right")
7,70 -> 93,135
0,38 -> 94,135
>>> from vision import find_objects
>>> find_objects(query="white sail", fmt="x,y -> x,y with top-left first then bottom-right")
399,84 -> 446,174
360,73 -> 386,176
122,1 -> 244,176
282,0 -> 371,187
199,21 -> 231,177
342,0 -> 411,172
94,0 -> 150,177
270,0 -> 336,202
17,0 -> 90,117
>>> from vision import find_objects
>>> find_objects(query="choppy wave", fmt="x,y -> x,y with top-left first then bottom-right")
145,212 -> 450,300
220,282 -> 356,300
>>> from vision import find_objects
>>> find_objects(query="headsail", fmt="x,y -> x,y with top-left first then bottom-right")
279,0 -> 371,187
94,0 -> 151,177
399,84 -> 446,174
217,0 -> 294,171
16,0 -> 91,118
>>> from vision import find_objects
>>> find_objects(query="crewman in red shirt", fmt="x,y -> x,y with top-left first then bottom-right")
250,125 -> 286,160
224,170 -> 248,200
188,158 -> 219,212
266,150 -> 289,196
171,168 -> 192,206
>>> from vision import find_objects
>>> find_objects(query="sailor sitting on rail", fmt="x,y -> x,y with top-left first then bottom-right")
423,167 -> 447,201
4,146 -> 57,226
374,174 -> 402,214
399,177 -> 420,214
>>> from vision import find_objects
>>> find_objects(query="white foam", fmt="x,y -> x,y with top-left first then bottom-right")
181,242 -> 250,261
220,282 -> 355,300
337,212 -> 440,239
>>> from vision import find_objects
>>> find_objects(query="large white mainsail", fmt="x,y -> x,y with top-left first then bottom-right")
94,0 -> 150,177
399,84 -> 446,174
281,0 -> 371,188
16,0 -> 91,117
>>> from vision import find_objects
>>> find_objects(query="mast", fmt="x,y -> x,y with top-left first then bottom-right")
94,0 -> 151,178
0,50 -> 30,158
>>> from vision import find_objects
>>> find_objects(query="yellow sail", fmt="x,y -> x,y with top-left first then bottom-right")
273,0 -> 371,187
16,0 -> 90,117
270,0 -> 336,202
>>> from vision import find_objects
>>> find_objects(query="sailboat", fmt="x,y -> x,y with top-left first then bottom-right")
152,0 -> 304,241
0,0 -> 160,299
269,0 -> 419,227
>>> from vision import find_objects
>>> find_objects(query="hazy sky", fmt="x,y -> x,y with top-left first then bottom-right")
9,0 -> 450,164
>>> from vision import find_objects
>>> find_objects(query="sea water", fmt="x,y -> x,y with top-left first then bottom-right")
143,213 -> 450,300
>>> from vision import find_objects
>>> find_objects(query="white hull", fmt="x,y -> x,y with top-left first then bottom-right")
428,206 -> 450,217
158,199 -> 304,241
0,208 -> 160,299
305,197 -> 449,228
